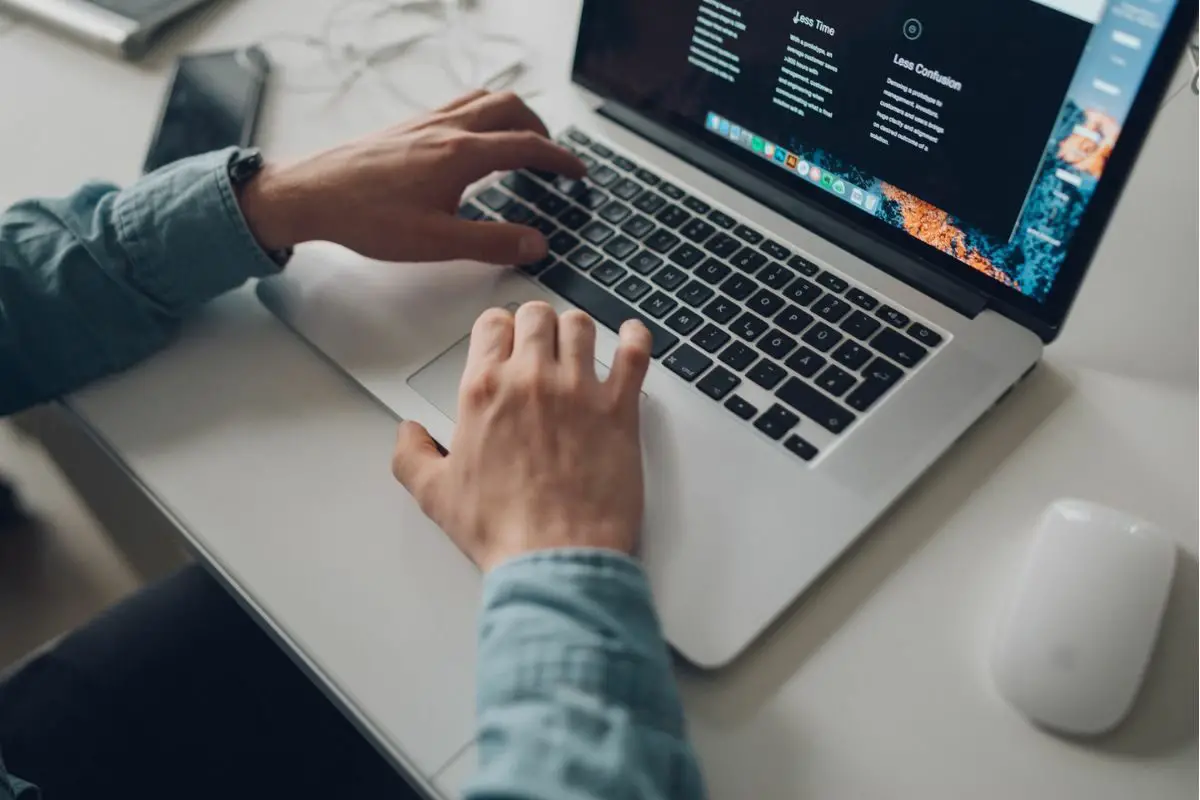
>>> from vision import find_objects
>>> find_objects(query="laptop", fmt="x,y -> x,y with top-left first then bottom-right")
259,0 -> 1196,668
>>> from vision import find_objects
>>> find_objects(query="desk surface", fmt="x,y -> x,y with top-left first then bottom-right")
2,2 -> 1197,797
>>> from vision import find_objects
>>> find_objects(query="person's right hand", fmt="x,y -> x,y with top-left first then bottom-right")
237,90 -> 585,267
390,303 -> 651,572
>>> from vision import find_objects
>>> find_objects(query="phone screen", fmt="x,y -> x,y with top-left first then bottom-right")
143,47 -> 269,174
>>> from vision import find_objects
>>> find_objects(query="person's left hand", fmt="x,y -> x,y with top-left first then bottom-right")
237,90 -> 585,266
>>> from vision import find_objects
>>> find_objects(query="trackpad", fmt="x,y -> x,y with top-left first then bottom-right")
408,333 -> 612,423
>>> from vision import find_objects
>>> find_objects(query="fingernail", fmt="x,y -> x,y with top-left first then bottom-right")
519,233 -> 546,263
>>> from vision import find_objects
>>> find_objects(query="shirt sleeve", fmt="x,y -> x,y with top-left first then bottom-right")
467,550 -> 707,800
0,147 -> 282,417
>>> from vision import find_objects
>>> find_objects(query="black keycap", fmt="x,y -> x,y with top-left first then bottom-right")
813,295 -> 852,324
458,201 -> 486,220
872,328 -> 928,368
548,231 -> 580,255
554,176 -> 586,199
558,206 -> 591,230
719,342 -> 758,371
540,265 -> 677,357
578,188 -> 608,211
612,179 -> 643,201
590,260 -> 626,286
477,187 -> 511,211
621,215 -> 656,239
634,192 -> 666,214
652,265 -> 688,291
599,201 -> 632,224
501,173 -> 545,203
908,322 -> 943,348
787,255 -> 820,276
641,291 -> 678,319
519,255 -> 556,276
502,202 -> 536,224
589,165 -> 620,187
680,218 -> 716,244
613,155 -> 637,172
536,193 -> 569,216
816,365 -> 856,397
635,168 -> 661,186
748,288 -> 785,318
697,366 -> 740,400
734,225 -> 763,244
578,153 -> 598,170
731,312 -> 769,342
775,306 -> 814,335
683,196 -> 711,214
784,435 -> 819,461
725,394 -> 758,420
785,346 -> 826,378
696,258 -> 731,284
628,250 -> 664,275
581,221 -> 615,245
748,359 -> 787,390
588,141 -> 613,157
720,273 -> 757,301
567,246 -> 603,271
645,229 -> 681,253
703,296 -> 739,324
876,305 -> 911,328
845,360 -> 902,412
815,272 -> 849,293
704,232 -> 741,259
566,129 -> 590,145
841,310 -> 882,341
708,210 -> 737,229
783,277 -> 822,306
754,404 -> 799,440
616,275 -> 652,302
658,181 -> 685,200
832,341 -> 871,370
665,307 -> 703,335
529,167 -> 558,183
530,215 -> 557,236
678,280 -> 715,308
664,344 -> 712,382
759,239 -> 791,261
757,329 -> 797,359
863,356 -> 904,385
732,247 -> 768,274
656,205 -> 691,229
776,379 -> 857,434
846,288 -> 879,311
758,262 -> 794,290
603,236 -> 638,260
669,243 -> 705,269
802,322 -> 842,352
692,324 -> 731,353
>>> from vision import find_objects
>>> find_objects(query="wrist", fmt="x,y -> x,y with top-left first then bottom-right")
236,162 -> 307,252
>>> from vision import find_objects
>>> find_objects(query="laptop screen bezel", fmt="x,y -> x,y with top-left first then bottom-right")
569,2 -> 1197,342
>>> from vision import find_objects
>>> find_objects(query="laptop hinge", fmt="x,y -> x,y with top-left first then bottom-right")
597,101 -> 989,320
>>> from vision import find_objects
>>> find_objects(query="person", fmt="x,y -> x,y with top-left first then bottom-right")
0,90 -> 706,799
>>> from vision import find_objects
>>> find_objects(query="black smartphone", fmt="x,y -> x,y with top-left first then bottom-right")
143,46 -> 270,174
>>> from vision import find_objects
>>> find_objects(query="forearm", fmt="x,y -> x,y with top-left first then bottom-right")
0,148 -> 281,416
468,550 -> 706,800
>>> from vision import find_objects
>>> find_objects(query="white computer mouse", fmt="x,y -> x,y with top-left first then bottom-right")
990,499 -> 1176,736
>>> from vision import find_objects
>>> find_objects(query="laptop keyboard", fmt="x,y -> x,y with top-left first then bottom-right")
458,127 -> 947,463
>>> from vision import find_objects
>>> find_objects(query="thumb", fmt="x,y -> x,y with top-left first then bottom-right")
426,216 -> 548,266
391,421 -> 447,509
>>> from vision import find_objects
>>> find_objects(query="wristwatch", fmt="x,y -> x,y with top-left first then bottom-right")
228,148 -> 293,268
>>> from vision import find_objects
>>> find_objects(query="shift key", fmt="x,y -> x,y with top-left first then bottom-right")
540,264 -> 679,357
776,378 -> 857,433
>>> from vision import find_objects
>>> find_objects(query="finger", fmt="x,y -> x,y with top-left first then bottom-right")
449,90 -> 550,137
460,131 -> 586,179
607,319 -> 652,406
419,215 -> 547,266
463,306 -> 515,384
391,421 -> 447,508
558,310 -> 597,379
434,89 -> 488,114
513,301 -> 558,363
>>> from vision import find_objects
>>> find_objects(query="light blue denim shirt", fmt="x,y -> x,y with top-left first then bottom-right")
0,149 -> 705,799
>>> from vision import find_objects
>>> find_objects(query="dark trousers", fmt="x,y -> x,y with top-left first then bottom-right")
0,565 -> 422,799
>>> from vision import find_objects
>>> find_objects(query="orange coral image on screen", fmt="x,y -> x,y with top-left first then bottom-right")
1058,109 -> 1120,178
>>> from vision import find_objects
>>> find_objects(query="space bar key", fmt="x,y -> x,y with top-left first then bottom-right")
540,265 -> 679,358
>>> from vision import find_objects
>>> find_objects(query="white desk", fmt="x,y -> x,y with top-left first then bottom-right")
2,2 -> 1197,797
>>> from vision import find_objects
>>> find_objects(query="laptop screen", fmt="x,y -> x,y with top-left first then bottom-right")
573,0 -> 1189,326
